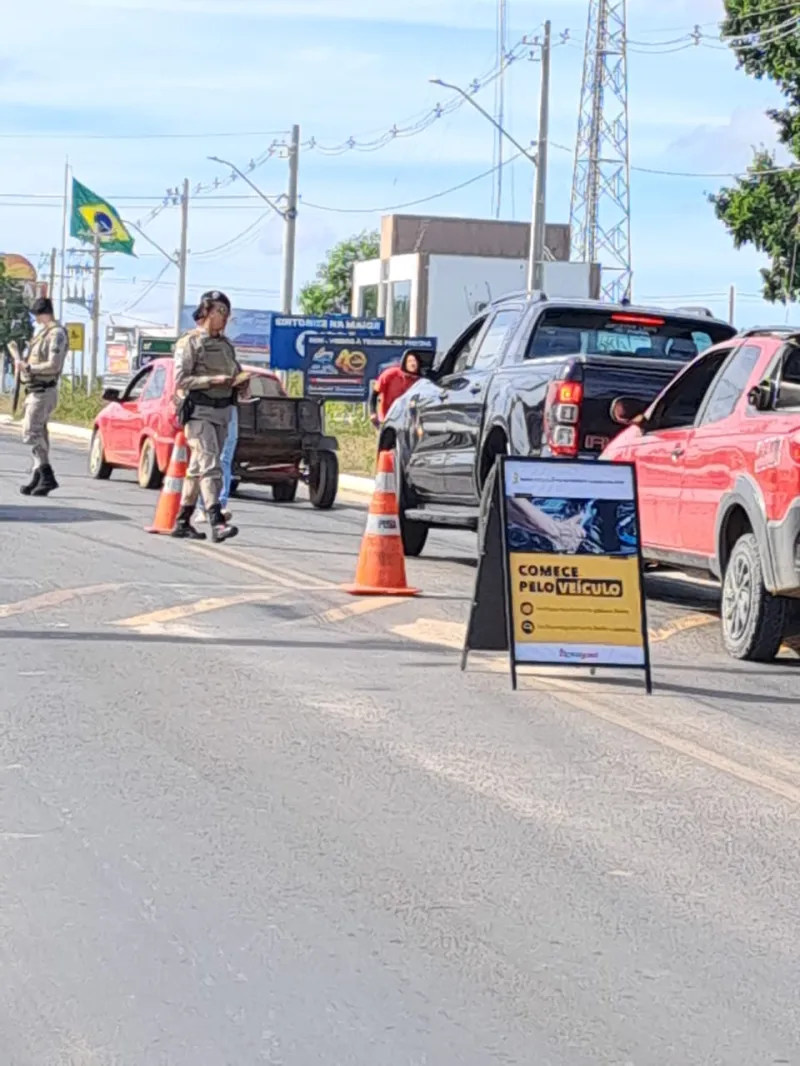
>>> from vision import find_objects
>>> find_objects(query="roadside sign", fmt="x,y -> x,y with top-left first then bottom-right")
180,305 -> 274,358
66,322 -> 85,351
303,334 -> 436,401
270,314 -> 385,371
138,336 -> 177,367
462,456 -> 651,692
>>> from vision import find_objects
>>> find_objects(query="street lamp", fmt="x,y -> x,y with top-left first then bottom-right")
428,78 -> 537,165
430,23 -> 551,292
208,155 -> 288,221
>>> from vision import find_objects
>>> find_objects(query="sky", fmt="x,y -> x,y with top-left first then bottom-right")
0,0 -> 793,343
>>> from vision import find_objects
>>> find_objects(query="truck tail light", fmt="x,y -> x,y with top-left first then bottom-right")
544,367 -> 584,457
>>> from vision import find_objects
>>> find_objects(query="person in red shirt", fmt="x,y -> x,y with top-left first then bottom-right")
369,349 -> 423,427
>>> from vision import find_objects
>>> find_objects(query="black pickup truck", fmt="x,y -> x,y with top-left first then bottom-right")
378,292 -> 737,555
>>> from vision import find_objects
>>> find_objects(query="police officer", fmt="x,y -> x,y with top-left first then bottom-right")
172,290 -> 242,543
17,297 -> 68,497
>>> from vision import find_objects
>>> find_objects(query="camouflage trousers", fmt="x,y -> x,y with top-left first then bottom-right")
22,388 -> 58,469
181,406 -> 233,511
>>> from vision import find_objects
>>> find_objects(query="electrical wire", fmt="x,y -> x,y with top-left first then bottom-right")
191,211 -> 273,259
113,262 -> 173,316
301,152 -> 523,215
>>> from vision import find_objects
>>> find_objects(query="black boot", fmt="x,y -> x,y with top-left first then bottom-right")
170,504 -> 207,541
30,464 -> 58,497
19,469 -> 42,496
208,504 -> 239,543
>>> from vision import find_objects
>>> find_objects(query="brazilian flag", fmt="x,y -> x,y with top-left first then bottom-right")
70,178 -> 135,256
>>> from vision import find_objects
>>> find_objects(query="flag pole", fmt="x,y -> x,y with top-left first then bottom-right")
90,228 -> 101,395
58,158 -> 70,321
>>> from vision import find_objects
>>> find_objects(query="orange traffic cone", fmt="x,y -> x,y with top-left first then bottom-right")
145,431 -> 189,534
344,449 -> 420,597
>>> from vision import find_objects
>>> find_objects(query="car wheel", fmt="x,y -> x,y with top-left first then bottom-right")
88,429 -> 113,480
272,480 -> 299,503
309,451 -> 338,509
721,532 -> 787,661
395,446 -> 428,557
137,438 -> 163,490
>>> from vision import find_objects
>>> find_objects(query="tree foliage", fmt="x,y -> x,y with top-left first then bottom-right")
298,230 -> 380,315
0,261 -> 33,372
711,1 -> 800,302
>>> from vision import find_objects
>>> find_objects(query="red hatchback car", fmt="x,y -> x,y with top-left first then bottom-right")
89,357 -> 286,489
603,327 -> 800,661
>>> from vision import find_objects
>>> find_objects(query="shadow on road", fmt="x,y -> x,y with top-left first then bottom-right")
0,505 -> 130,524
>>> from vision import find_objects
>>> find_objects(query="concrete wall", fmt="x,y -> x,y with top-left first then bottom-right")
379,214 -> 570,263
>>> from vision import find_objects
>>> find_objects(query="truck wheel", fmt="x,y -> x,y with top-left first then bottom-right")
309,451 -> 338,509
272,480 -> 298,503
395,446 -> 428,556
721,533 -> 787,661
89,430 -> 113,480
137,438 -> 163,490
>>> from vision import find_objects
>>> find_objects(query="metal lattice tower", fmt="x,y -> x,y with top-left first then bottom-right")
570,0 -> 632,302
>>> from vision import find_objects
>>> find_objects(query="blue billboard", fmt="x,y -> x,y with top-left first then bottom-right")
303,335 -> 437,401
270,314 -> 385,371
180,305 -> 273,359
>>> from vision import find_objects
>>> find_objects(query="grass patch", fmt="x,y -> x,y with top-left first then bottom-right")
0,381 -> 104,428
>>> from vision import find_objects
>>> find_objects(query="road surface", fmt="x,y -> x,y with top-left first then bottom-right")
2,432 -> 800,1065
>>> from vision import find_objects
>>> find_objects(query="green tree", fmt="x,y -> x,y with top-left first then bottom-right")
0,261 -> 33,376
711,1 -> 800,302
298,230 -> 380,315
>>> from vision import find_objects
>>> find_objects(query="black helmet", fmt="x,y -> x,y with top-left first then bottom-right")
193,290 -> 231,322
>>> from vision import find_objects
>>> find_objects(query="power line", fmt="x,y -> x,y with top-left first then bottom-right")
0,129 -> 290,142
301,153 -> 523,215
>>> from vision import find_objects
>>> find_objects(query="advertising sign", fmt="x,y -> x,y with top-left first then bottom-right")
105,343 -> 129,376
180,306 -> 273,359
303,335 -> 436,401
270,314 -> 385,371
463,457 -> 651,692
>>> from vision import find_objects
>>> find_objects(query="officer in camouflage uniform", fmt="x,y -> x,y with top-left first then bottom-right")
17,297 -> 68,497
172,290 -> 242,543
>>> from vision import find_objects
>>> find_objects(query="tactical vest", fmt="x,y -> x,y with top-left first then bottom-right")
25,323 -> 66,392
187,331 -> 239,403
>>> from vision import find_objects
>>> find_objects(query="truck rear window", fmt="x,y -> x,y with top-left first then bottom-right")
526,308 -> 735,362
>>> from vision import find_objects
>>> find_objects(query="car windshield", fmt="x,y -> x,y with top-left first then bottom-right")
527,308 -> 735,362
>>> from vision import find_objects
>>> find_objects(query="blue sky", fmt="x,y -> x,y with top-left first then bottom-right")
0,0 -> 791,339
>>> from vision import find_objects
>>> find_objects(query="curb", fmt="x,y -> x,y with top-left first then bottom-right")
1,415 -> 376,495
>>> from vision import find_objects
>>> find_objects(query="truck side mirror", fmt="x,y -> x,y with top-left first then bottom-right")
102,387 -> 120,402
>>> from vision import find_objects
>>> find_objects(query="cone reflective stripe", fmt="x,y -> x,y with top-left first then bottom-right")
344,449 -> 419,597
146,430 -> 188,535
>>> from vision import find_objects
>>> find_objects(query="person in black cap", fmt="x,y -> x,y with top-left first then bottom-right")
171,290 -> 246,542
14,297 -> 68,496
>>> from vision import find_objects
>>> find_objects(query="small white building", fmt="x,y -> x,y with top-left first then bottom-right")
352,213 -> 601,351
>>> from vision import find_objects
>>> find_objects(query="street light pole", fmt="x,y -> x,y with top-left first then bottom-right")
431,27 -> 552,294
209,145 -> 297,314
175,178 -> 189,332
529,20 -> 551,292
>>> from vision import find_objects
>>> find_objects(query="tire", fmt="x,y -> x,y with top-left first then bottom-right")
137,437 -> 163,490
272,480 -> 298,503
395,444 -> 428,556
721,532 -> 788,661
88,430 -> 112,480
309,451 -> 338,509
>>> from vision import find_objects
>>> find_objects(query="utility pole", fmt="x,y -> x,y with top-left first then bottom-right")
90,230 -> 101,393
58,159 -> 70,321
175,178 -> 189,332
281,124 -> 300,315
728,284 -> 736,326
528,20 -> 551,293
48,248 -> 57,302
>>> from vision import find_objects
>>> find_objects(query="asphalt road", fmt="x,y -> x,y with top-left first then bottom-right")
2,432 -> 800,1065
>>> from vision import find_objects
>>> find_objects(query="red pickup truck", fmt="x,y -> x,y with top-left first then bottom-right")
603,327 -> 800,661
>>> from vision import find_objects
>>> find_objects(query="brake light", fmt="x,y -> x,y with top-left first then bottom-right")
610,313 -> 665,327
544,376 -> 584,457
